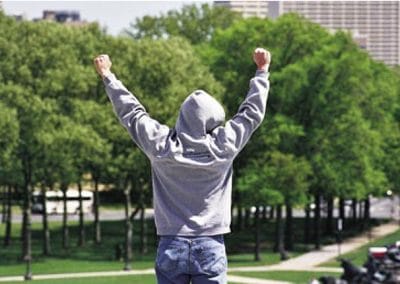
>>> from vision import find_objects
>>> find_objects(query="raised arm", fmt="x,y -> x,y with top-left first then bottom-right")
213,48 -> 271,158
94,54 -> 169,157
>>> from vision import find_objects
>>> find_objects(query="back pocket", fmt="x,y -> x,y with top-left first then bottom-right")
156,238 -> 188,276
195,237 -> 227,276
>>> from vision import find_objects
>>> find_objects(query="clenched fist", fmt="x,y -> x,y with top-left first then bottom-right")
253,48 -> 271,71
94,54 -> 112,78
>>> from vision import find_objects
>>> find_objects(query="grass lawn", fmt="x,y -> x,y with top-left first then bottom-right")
0,216 -> 385,277
99,204 -> 125,211
231,270 -> 341,284
0,271 -> 342,284
320,227 -> 400,267
1,218 -> 290,277
0,219 -> 156,276
20,275 -> 155,284
228,251 -> 302,267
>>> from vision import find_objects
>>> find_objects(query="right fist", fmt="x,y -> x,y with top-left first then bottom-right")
94,54 -> 112,78
253,48 -> 271,71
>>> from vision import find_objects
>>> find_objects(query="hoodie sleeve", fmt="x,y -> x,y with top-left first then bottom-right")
103,73 -> 170,158
213,70 -> 269,158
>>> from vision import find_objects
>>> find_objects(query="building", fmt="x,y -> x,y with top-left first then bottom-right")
34,10 -> 87,27
216,1 -> 269,18
42,10 -> 81,23
215,1 -> 400,66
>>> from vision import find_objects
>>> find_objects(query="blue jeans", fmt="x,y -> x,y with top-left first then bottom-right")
155,235 -> 227,284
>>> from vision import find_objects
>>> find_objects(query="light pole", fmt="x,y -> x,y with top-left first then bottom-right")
337,218 -> 342,257
386,190 -> 394,219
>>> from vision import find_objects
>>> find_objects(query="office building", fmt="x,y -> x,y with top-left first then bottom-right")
42,10 -> 81,23
215,1 -> 400,66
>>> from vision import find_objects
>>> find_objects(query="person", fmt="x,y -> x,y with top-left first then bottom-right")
94,47 -> 271,284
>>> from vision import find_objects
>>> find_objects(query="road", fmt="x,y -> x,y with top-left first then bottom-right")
291,196 -> 399,219
1,196 -> 398,223
1,208 -> 154,223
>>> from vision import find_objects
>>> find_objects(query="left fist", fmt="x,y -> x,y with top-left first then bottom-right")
253,48 -> 271,71
94,54 -> 112,78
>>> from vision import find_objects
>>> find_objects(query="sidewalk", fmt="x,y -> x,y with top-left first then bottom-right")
229,221 -> 399,273
0,221 -> 398,284
0,270 -> 289,284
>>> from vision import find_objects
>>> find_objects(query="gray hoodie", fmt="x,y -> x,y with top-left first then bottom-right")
104,70 -> 269,236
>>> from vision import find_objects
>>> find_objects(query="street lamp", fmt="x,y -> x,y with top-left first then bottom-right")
386,190 -> 394,219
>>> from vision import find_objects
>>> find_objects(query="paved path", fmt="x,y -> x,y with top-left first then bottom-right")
229,221 -> 399,273
0,270 -> 289,284
0,221 -> 398,284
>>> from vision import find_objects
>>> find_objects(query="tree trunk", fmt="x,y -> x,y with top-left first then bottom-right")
363,197 -> 370,231
22,168 -> 32,280
254,206 -> 261,261
124,181 -> 132,271
274,205 -> 288,260
284,202 -> 293,251
244,208 -> 251,228
339,197 -> 345,230
304,204 -> 311,244
262,206 -> 267,220
21,205 -> 26,251
129,206 -> 140,221
93,176 -> 101,244
359,200 -> 364,221
364,197 -> 370,220
78,181 -> 85,247
274,205 -> 282,252
351,198 -> 357,223
236,204 -> 243,231
4,185 -> 13,247
269,206 -> 275,219
313,192 -> 321,250
61,184 -> 69,249
140,205 -> 147,254
1,186 -> 6,223
41,184 -> 51,255
325,196 -> 334,236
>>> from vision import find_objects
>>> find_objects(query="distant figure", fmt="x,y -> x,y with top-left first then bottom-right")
94,48 -> 270,284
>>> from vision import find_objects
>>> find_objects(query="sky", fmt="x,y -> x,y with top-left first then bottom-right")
2,1 -> 210,35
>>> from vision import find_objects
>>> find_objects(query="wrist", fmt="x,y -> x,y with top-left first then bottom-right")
257,64 -> 269,72
100,69 -> 112,79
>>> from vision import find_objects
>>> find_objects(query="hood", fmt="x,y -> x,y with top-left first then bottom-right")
175,90 -> 225,139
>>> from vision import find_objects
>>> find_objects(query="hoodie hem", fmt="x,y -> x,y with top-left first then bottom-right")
157,226 -> 231,236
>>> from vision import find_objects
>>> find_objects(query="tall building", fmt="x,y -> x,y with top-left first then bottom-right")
36,10 -> 87,27
215,1 -> 400,66
42,10 -> 81,23
216,1 -> 269,18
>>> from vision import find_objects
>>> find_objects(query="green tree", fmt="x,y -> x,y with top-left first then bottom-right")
204,13 -> 398,250
0,102 -> 20,248
126,3 -> 241,44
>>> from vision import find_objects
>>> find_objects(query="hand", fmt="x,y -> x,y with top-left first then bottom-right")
94,54 -> 112,78
253,48 -> 271,71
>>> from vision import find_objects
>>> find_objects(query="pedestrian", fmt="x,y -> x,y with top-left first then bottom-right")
94,47 -> 270,284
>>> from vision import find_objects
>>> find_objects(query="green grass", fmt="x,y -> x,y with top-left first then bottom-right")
6,205 -> 22,215
231,270 -> 341,284
15,275 -> 155,284
321,227 -> 400,267
228,251 -> 302,267
1,218 -> 289,277
0,216 -> 385,277
99,204 -> 125,211
0,271 -> 342,284
0,219 -> 156,276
